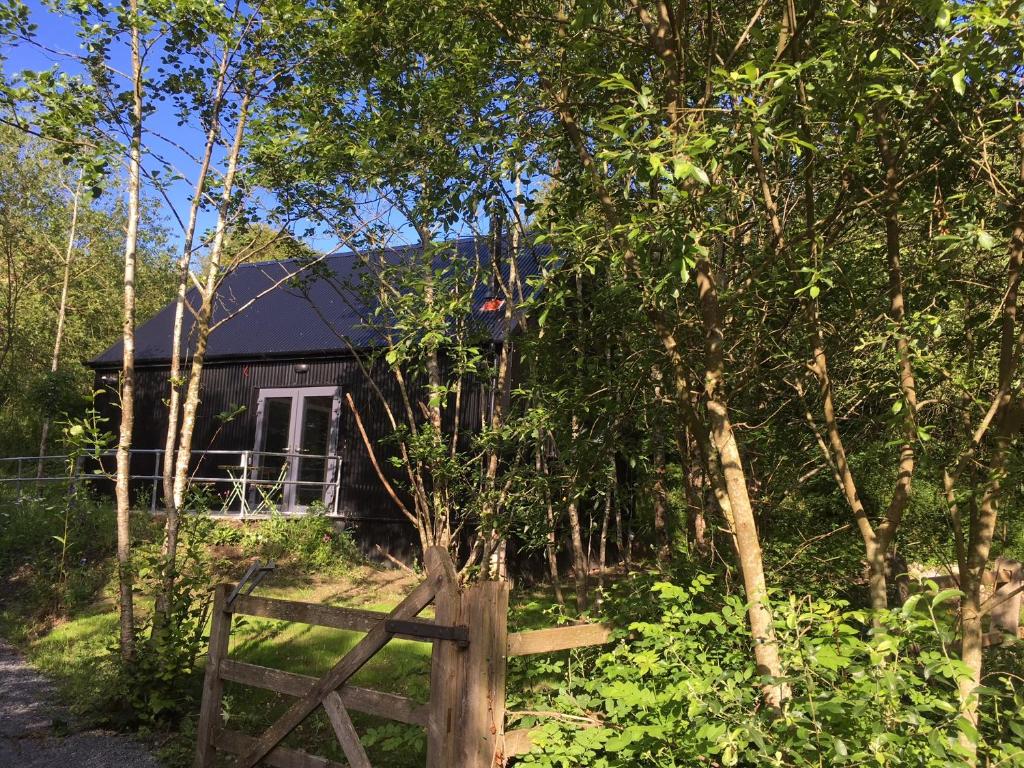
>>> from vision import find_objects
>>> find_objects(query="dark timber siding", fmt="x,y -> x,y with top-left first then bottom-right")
93,353 -> 492,556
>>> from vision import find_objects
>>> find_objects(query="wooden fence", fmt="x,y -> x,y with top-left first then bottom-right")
195,546 -> 612,768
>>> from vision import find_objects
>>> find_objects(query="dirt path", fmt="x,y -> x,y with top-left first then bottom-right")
0,640 -> 160,768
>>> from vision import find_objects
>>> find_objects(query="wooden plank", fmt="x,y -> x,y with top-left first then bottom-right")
193,583 -> 233,768
231,593 -> 443,642
460,581 -> 509,768
234,547 -> 450,768
215,728 -> 346,768
425,553 -> 463,768
323,691 -> 372,768
219,659 -> 428,726
507,624 -> 613,656
503,728 -> 539,758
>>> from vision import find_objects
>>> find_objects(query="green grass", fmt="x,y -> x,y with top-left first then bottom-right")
1,527 -> 581,768
24,605 -> 125,718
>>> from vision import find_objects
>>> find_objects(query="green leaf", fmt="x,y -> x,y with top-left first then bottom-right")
952,69 -> 966,96
933,588 -> 963,607
689,164 -> 710,185
809,284 -> 820,299
935,6 -> 951,29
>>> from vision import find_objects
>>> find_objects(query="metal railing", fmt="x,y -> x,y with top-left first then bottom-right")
0,448 -> 344,518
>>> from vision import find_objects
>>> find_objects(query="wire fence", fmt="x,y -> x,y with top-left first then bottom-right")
0,448 -> 344,518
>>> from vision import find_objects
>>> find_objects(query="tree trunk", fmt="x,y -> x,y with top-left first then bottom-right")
538,442 -> 564,606
696,258 -> 787,709
565,417 -> 589,609
114,4 -> 143,663
168,94 -> 251,584
651,433 -> 669,562
679,431 -> 709,558
37,174 -> 83,477
957,202 -> 1024,759
875,123 -> 918,600
159,44 -> 230,524
566,492 -> 588,612
153,53 -> 229,628
479,220 -> 518,579
597,467 -> 614,597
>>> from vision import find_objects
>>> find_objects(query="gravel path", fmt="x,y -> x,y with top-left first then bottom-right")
0,640 -> 161,768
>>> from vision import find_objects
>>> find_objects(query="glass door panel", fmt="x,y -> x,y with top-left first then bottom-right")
296,395 -> 334,506
257,396 -> 292,508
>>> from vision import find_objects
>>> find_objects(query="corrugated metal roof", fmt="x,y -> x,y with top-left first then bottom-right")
90,235 -> 550,367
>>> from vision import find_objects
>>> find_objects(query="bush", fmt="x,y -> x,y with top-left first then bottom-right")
0,483 -> 118,619
126,513 -> 217,725
513,574 -> 1024,767
236,507 -> 361,573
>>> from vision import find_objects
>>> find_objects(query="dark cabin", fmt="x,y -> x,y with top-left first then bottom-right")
88,235 -> 547,555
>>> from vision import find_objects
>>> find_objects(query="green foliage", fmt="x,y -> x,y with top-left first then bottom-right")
205,509 -> 362,575
127,514 -> 217,725
0,484 -> 116,621
0,401 -> 117,617
516,574 -> 1024,767
0,127 -> 175,455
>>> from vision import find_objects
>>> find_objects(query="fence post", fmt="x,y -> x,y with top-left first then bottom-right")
240,450 -> 250,518
151,450 -> 161,513
15,458 -> 22,500
460,580 -> 510,768
426,559 -> 465,768
194,583 -> 233,768
332,457 -> 342,517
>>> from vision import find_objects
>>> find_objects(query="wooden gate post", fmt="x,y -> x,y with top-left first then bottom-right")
194,583 -> 233,768
426,557 -> 464,768
460,580 -> 510,768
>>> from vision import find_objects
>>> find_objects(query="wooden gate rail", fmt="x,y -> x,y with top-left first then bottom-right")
228,593 -> 462,645
507,624 -> 612,657
194,547 -> 614,768
218,660 -> 429,726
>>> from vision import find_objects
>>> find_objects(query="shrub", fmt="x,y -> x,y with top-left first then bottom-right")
126,513 -> 218,725
238,507 -> 360,573
0,482 -> 118,620
513,574 -> 1024,767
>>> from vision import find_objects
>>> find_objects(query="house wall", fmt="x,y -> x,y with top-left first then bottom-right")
92,353 -> 493,557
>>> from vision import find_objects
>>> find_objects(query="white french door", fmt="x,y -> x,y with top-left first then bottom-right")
253,386 -> 342,512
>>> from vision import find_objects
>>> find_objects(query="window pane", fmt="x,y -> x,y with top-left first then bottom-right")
257,396 -> 292,506
296,395 -> 333,506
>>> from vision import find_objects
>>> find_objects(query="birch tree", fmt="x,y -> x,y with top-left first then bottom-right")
154,0 -> 325,621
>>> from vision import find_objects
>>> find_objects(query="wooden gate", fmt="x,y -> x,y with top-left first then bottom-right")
194,546 -> 611,768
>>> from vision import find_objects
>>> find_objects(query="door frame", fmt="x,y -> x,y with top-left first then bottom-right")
252,385 -> 343,512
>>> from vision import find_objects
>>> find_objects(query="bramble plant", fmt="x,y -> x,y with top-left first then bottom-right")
514,574 -> 1024,767
128,513 -> 218,724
